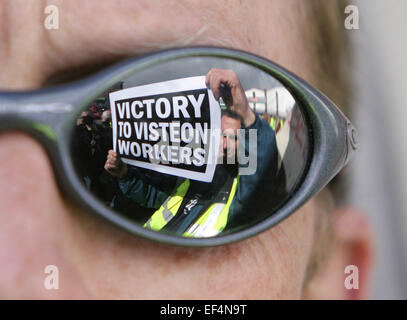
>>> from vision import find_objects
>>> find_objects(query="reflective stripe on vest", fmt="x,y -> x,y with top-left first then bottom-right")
270,117 -> 276,130
270,117 -> 283,131
144,179 -> 190,231
144,176 -> 240,237
184,175 -> 239,238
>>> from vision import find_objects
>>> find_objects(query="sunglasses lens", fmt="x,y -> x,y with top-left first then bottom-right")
70,55 -> 309,238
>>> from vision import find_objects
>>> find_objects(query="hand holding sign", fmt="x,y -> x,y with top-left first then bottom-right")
205,69 -> 255,127
105,150 -> 128,179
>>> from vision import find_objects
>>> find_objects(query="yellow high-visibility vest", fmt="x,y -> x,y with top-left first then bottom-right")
144,176 -> 240,238
270,117 -> 283,131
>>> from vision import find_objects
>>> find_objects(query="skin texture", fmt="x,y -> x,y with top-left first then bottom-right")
220,115 -> 241,161
0,0 -> 373,299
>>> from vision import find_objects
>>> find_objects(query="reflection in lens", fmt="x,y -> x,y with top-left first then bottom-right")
70,57 -> 309,238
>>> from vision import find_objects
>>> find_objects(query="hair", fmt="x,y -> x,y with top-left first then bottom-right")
299,0 -> 353,288
302,0 -> 352,115
301,0 -> 353,204
221,108 -> 243,125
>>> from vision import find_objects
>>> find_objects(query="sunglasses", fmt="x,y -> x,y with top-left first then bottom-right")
0,47 -> 357,246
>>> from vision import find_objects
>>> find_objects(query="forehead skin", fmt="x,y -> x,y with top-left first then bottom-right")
221,115 -> 241,133
0,0 -> 318,298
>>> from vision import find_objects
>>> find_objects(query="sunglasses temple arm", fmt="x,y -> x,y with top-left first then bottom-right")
0,74 -> 111,135
296,81 -> 358,193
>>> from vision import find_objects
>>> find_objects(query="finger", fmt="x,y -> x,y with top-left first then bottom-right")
206,70 -> 216,89
107,158 -> 119,167
109,153 -> 119,162
110,160 -> 119,167
106,162 -> 114,170
206,68 -> 220,83
210,74 -> 222,100
205,69 -> 212,86
109,151 -> 119,162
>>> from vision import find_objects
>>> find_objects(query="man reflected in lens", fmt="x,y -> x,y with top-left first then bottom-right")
104,69 -> 278,237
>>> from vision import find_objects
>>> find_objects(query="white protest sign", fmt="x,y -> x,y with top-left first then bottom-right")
109,76 -> 221,182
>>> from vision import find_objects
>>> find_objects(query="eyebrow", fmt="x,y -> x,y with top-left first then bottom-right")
41,26 -> 214,87
42,59 -> 121,87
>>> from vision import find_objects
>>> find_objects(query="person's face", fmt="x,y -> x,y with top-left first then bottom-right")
101,110 -> 111,125
219,115 -> 241,161
0,0 -> 372,299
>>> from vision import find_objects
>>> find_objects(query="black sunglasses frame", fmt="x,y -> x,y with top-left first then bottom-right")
0,47 -> 357,247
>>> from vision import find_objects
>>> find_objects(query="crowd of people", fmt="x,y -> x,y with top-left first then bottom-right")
72,105 -> 116,204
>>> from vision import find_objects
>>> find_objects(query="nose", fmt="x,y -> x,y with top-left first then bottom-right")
0,133 -> 89,298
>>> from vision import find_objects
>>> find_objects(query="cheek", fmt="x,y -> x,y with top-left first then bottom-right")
0,133 -> 91,298
196,202 -> 317,299
193,202 -> 317,299
69,201 -> 316,299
